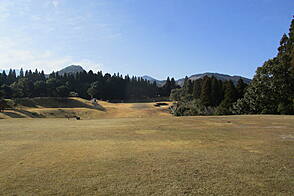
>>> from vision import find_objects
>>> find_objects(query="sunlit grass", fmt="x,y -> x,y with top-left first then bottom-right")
0,115 -> 293,195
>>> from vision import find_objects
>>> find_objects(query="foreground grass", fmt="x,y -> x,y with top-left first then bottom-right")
0,115 -> 294,195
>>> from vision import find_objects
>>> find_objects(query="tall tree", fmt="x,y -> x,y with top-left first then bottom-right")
236,79 -> 247,99
200,76 -> 211,106
234,18 -> 294,114
170,77 -> 177,89
192,79 -> 202,99
163,77 -> 172,96
19,68 -> 24,78
210,77 -> 220,106
216,80 -> 237,115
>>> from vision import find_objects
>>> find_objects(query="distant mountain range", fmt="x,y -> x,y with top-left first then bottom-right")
1,65 -> 251,85
142,73 -> 251,86
177,73 -> 251,86
56,66 -> 251,85
141,75 -> 166,86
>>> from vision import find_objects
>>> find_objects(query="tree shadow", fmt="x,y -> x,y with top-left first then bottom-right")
91,101 -> 106,111
13,109 -> 45,118
13,97 -> 106,111
2,111 -> 26,118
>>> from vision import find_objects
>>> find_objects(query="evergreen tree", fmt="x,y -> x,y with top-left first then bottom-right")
236,79 -> 247,99
200,76 -> 211,106
234,18 -> 294,114
56,85 -> 70,97
19,68 -> 24,78
33,80 -> 47,97
163,77 -> 172,96
182,77 -> 193,95
216,80 -> 237,115
192,78 -> 202,99
210,77 -> 220,106
170,78 -> 176,89
7,69 -> 17,85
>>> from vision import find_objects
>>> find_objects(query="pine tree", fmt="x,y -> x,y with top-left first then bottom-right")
19,68 -> 24,78
164,77 -> 172,96
7,69 -> 17,85
200,76 -> 211,106
170,78 -> 176,89
210,77 -> 219,106
192,79 -> 202,99
216,80 -> 237,114
236,79 -> 247,99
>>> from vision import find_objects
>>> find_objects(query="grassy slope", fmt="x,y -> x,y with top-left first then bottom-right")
0,97 -> 172,119
0,115 -> 293,195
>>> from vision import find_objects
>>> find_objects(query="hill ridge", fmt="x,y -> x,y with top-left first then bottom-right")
143,72 -> 251,86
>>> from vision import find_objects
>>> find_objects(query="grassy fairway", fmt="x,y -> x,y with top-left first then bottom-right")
0,98 -> 172,119
0,115 -> 294,195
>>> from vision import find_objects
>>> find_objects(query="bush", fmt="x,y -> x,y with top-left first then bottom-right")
216,100 -> 233,115
216,106 -> 230,115
277,102 -> 294,115
171,99 -> 215,116
232,98 -> 249,114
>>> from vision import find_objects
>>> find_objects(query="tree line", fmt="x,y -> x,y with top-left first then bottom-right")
0,69 -> 178,103
170,76 -> 247,115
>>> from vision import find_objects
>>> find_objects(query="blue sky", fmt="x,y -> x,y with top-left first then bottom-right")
0,0 -> 293,79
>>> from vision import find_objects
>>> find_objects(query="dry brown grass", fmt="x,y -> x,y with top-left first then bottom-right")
0,115 -> 293,195
0,98 -> 172,119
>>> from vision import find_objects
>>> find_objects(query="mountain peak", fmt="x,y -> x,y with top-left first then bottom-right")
57,65 -> 85,75
142,75 -> 157,81
142,75 -> 166,86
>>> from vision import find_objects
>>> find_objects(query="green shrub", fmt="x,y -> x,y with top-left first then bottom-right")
277,102 -> 294,115
171,99 -> 215,116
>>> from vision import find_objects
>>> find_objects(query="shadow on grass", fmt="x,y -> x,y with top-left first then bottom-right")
2,111 -> 25,118
14,109 -> 45,118
13,97 -> 106,111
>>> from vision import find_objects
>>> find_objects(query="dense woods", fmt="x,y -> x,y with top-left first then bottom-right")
233,19 -> 294,115
0,70 -> 178,102
170,18 -> 294,115
170,76 -> 248,115
0,70 -> 180,113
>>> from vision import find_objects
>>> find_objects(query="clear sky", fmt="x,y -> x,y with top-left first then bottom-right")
0,0 -> 293,79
